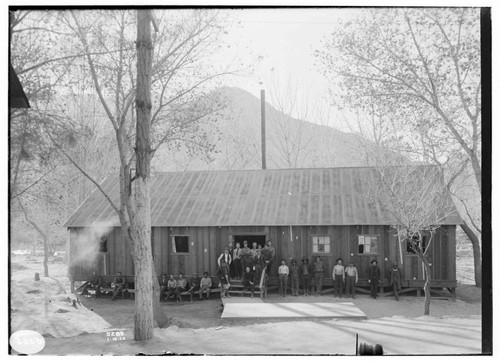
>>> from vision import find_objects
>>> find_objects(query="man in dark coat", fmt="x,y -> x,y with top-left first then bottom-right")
389,263 -> 402,301
242,266 -> 256,297
187,273 -> 201,303
81,270 -> 102,297
301,258 -> 312,296
218,259 -> 231,298
111,271 -> 126,301
313,256 -> 326,295
159,273 -> 169,301
368,260 -> 381,299
289,259 -> 302,296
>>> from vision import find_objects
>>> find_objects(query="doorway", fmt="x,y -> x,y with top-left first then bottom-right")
233,235 -> 266,248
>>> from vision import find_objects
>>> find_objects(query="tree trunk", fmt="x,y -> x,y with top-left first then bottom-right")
422,258 -> 432,316
43,236 -> 49,277
130,178 -> 155,340
130,9 -> 155,341
460,222 -> 482,287
18,199 -> 50,277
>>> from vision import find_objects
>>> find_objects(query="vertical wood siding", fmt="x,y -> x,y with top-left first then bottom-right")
69,225 -> 457,283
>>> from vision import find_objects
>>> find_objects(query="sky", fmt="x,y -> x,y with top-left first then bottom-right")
214,8 -> 354,129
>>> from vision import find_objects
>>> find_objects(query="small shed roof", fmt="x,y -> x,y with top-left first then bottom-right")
64,166 -> 462,227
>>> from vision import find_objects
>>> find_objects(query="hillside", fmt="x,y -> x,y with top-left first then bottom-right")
152,87 -> 374,171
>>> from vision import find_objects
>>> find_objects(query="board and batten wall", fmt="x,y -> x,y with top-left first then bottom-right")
69,224 -> 456,287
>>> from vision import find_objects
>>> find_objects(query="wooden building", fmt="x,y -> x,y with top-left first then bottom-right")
65,166 -> 461,294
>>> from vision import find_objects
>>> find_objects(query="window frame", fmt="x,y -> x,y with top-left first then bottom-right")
171,235 -> 190,254
311,235 -> 331,255
98,236 -> 108,253
406,234 -> 427,255
357,234 -> 380,255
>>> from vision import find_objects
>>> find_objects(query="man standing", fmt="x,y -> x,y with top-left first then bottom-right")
199,272 -> 212,300
389,263 -> 402,301
262,240 -> 276,276
313,256 -> 325,295
289,259 -> 301,296
217,248 -> 232,267
278,259 -> 289,297
344,262 -> 358,298
218,259 -> 231,298
368,259 -> 381,299
227,242 -> 235,279
332,258 -> 345,298
253,244 -> 264,285
111,271 -> 126,301
240,240 -> 252,275
242,266 -> 256,298
233,242 -> 242,280
301,258 -> 312,296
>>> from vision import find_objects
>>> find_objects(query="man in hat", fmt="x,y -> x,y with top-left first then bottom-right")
301,258 -> 312,296
344,261 -> 358,298
332,258 -> 345,298
368,259 -> 381,299
218,259 -> 231,298
199,271 -> 212,300
289,259 -> 301,296
111,271 -> 126,301
278,259 -> 289,297
242,266 -> 256,298
389,263 -> 402,301
187,272 -> 201,303
313,256 -> 326,295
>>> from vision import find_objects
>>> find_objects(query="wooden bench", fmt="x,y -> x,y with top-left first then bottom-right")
72,274 -> 221,301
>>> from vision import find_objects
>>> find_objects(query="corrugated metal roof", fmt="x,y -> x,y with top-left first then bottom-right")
64,167 -> 462,227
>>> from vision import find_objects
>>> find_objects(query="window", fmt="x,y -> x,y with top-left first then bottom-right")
312,236 -> 330,253
172,236 -> 189,253
407,235 -> 426,254
358,235 -> 378,254
99,236 -> 108,253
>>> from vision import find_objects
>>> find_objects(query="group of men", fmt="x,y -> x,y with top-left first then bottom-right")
80,271 -> 126,301
216,239 -> 277,298
159,272 -> 213,302
271,256 -> 402,300
80,240 -> 403,302
331,258 -> 402,300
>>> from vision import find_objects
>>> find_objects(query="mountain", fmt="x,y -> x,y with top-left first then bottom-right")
152,87 -> 374,172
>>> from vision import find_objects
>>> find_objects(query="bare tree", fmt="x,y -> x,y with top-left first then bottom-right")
51,9 -> 231,340
316,8 -> 482,286
268,74 -> 315,168
367,161 -> 458,315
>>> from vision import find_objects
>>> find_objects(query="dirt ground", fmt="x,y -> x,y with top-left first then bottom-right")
8,253 -> 483,355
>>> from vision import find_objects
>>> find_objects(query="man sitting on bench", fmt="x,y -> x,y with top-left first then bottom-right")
187,273 -> 201,303
81,270 -> 102,297
175,273 -> 188,302
199,272 -> 212,300
165,274 -> 177,301
111,271 -> 126,301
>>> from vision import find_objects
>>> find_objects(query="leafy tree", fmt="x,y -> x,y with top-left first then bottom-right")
316,8 -> 482,286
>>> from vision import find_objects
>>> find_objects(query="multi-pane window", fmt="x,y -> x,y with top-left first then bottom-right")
312,236 -> 330,253
172,236 -> 189,253
358,235 -> 378,254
